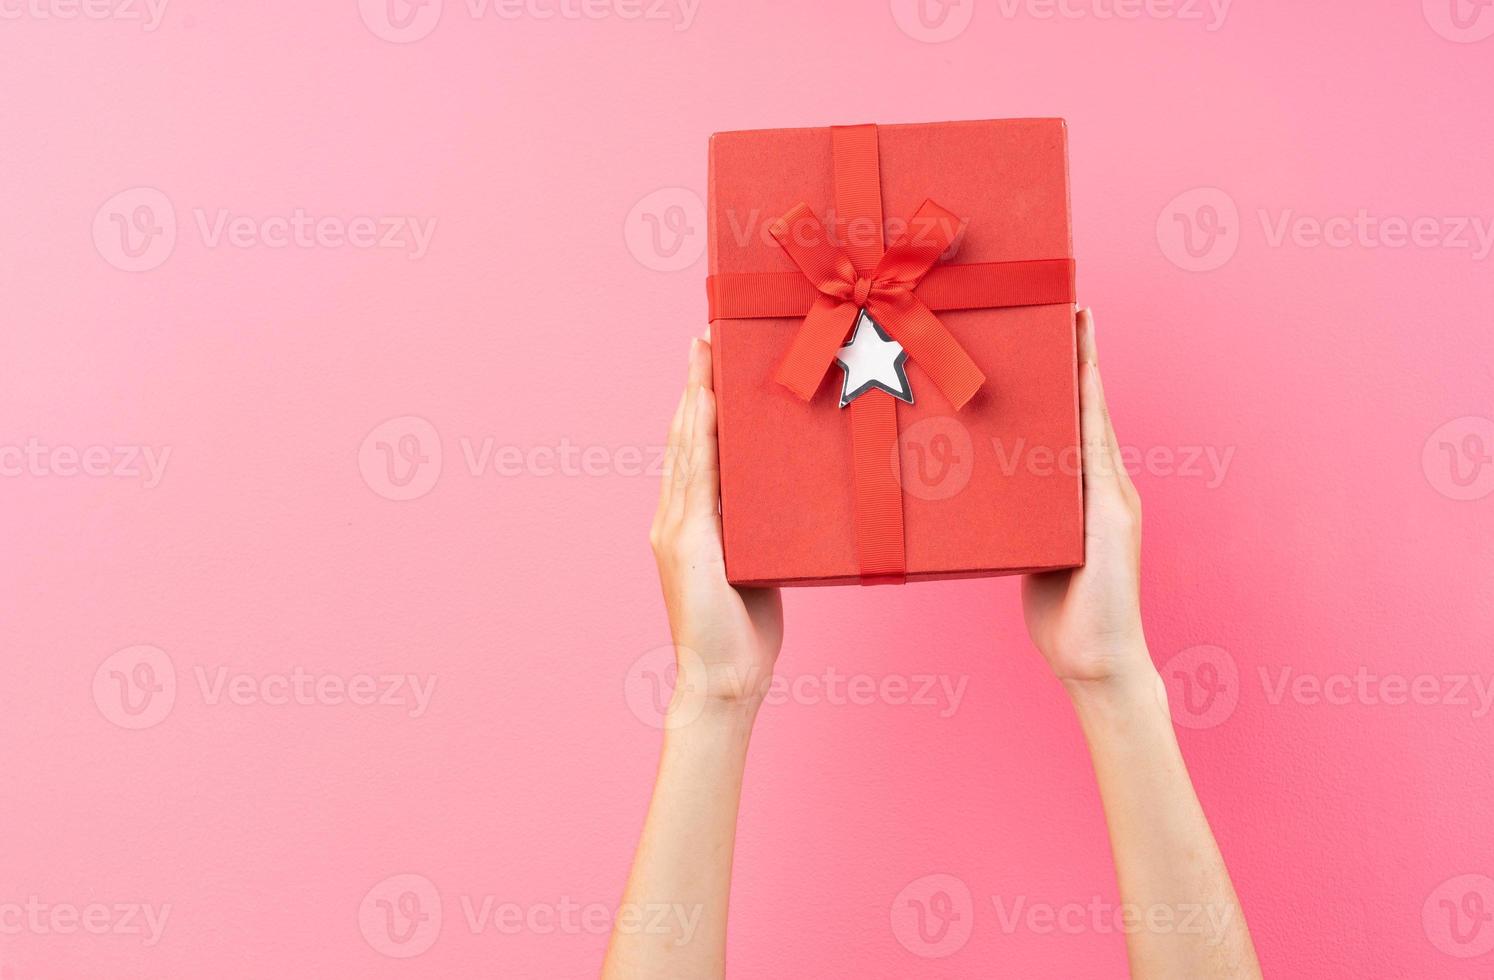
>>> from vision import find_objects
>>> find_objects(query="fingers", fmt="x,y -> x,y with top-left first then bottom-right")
678,337 -> 723,525
653,340 -> 696,528
654,338 -> 707,540
1076,306 -> 1098,363
679,339 -> 708,460
654,387 -> 689,528
1077,310 -> 1121,494
696,331 -> 714,391
1077,310 -> 1119,450
1086,310 -> 1139,504
665,338 -> 714,529
669,340 -> 704,517
682,383 -> 720,524
1076,309 -> 1141,521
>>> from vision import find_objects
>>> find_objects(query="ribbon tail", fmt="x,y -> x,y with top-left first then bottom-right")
774,295 -> 858,402
869,291 -> 986,410
847,391 -> 906,584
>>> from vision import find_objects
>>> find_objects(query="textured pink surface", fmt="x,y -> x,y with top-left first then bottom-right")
1,1 -> 1492,977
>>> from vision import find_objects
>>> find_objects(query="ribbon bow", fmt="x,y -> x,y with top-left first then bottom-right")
769,200 -> 986,410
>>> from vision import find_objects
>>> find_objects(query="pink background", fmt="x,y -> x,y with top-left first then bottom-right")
2,0 -> 1492,977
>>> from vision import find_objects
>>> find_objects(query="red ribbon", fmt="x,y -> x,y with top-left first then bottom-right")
706,124 -> 1075,584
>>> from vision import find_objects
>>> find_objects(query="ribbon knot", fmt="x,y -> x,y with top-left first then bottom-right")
769,199 -> 987,410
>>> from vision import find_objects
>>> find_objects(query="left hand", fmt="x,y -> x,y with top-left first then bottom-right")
650,335 -> 783,711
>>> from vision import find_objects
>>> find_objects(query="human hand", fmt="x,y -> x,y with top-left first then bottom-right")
650,334 -> 783,712
1018,316 -> 1261,980
1021,309 -> 1154,692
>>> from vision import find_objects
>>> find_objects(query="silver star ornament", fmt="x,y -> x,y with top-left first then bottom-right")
835,309 -> 913,408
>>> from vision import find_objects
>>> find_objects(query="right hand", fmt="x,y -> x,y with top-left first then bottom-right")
1021,309 -> 1154,690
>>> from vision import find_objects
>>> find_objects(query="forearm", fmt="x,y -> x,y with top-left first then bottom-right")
1066,658 -> 1261,980
603,700 -> 759,980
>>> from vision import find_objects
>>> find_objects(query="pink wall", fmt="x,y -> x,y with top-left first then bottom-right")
2,1 -> 1491,977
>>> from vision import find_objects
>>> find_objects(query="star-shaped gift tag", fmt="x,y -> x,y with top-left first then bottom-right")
835,309 -> 913,408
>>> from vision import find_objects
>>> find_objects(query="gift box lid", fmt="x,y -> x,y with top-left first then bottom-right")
708,118 -> 1072,276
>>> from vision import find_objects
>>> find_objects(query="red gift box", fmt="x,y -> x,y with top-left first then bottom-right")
706,119 -> 1082,587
